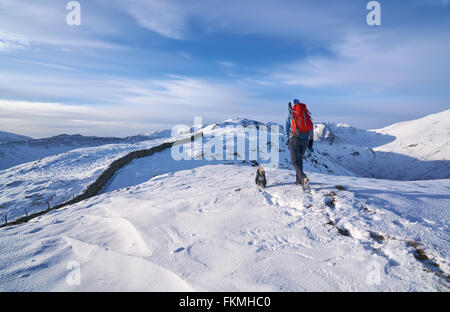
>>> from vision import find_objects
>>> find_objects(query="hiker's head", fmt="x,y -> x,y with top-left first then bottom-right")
293,99 -> 300,104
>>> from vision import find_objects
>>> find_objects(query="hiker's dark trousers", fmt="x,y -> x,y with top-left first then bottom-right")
288,135 -> 309,183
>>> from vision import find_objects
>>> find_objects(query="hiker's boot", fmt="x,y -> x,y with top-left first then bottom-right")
301,175 -> 309,191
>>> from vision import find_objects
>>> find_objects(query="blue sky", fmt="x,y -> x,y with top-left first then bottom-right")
0,0 -> 449,137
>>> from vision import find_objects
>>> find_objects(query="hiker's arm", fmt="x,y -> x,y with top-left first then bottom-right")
285,114 -> 291,139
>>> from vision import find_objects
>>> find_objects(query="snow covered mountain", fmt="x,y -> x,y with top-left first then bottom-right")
375,109 -> 450,161
0,118 -> 352,223
0,131 -> 32,144
0,130 -> 171,170
0,112 -> 448,291
312,110 -> 450,180
0,135 -> 175,222
372,109 -> 450,180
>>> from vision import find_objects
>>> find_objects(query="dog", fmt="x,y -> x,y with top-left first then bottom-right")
255,165 -> 267,188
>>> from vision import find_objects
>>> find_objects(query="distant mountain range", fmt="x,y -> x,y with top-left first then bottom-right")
0,131 -> 32,144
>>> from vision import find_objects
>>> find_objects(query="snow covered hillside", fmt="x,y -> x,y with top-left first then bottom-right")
0,113 -> 449,291
0,136 -> 174,223
375,109 -> 450,161
101,118 -> 354,194
373,110 -> 450,180
312,110 -> 450,180
0,118 -> 352,224
0,131 -> 32,144
0,130 -> 171,170
0,165 -> 448,291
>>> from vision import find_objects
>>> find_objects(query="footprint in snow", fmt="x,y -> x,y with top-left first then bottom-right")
26,227 -> 43,234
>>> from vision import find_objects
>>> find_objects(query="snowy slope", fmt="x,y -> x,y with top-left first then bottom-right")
370,110 -> 450,180
0,165 -> 448,291
0,118 -> 353,224
312,123 -> 393,179
0,130 -> 171,170
312,110 -> 450,180
102,118 -> 354,193
375,109 -> 450,161
0,131 -> 32,144
0,137 -> 172,222
0,114 -> 448,291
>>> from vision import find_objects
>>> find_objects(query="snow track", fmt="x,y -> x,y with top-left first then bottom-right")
250,175 -> 449,289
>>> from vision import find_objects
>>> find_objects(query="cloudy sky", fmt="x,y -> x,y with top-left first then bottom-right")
0,0 -> 449,137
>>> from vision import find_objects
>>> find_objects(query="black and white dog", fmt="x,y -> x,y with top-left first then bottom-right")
255,165 -> 267,188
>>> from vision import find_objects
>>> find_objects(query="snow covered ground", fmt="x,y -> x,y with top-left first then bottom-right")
0,137 -> 172,222
0,118 -> 351,224
314,110 -> 450,180
0,165 -> 448,291
0,130 -> 171,170
102,118 -> 354,194
375,109 -> 450,162
0,112 -> 449,291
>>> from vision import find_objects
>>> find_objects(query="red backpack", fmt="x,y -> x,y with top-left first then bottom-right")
290,103 -> 313,134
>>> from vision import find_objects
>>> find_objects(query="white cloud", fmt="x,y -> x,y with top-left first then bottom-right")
0,75 -> 271,137
10,59 -> 74,71
272,30 -> 450,91
119,0 -> 362,41
0,38 -> 28,51
124,0 -> 186,39
0,0 -> 125,51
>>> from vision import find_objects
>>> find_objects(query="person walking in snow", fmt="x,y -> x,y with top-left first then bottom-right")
285,99 -> 314,190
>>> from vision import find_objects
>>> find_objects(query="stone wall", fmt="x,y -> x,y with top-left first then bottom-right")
1,133 -> 201,228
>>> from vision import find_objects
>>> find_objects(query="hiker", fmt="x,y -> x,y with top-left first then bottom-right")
285,99 -> 314,189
